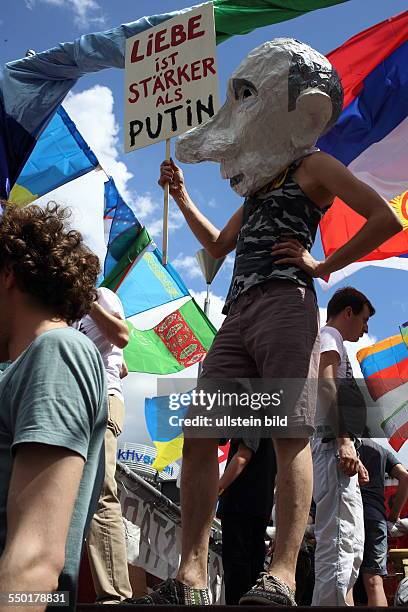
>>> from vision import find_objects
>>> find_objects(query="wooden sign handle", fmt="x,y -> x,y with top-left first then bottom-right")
162,138 -> 171,266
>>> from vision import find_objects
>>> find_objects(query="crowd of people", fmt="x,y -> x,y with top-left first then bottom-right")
0,170 -> 405,610
0,37 -> 406,611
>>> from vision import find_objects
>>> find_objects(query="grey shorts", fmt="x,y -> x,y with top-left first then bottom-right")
199,280 -> 320,436
360,518 -> 388,576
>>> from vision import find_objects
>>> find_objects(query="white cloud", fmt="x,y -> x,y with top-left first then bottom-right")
189,289 -> 226,330
36,85 -> 186,260
36,85 -> 135,262
38,171 -> 107,262
131,194 -> 159,219
146,204 -> 185,239
64,86 -> 132,198
25,0 -> 105,28
172,254 -> 202,279
63,86 -> 185,240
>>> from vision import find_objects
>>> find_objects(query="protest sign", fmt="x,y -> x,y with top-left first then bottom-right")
124,2 -> 219,152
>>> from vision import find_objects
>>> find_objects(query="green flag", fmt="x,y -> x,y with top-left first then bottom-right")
213,0 -> 349,43
100,227 -> 151,293
124,298 -> 217,374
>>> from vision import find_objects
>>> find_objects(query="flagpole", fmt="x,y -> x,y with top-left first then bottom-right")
162,138 -> 171,266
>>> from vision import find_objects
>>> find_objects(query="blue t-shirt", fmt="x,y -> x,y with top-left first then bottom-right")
0,327 -> 107,609
359,438 -> 400,521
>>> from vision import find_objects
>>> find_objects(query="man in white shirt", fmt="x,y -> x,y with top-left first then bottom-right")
312,287 -> 375,606
75,287 -> 131,603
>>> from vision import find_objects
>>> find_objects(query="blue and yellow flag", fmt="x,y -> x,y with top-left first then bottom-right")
145,394 -> 190,472
8,107 -> 99,206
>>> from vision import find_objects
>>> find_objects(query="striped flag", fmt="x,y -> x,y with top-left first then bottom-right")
381,399 -> 408,452
318,11 -> 408,284
357,335 -> 408,450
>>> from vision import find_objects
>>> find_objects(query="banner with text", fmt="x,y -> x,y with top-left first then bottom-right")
124,2 -> 219,152
117,462 -> 224,603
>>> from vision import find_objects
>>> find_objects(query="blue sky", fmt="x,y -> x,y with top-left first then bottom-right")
2,0 -> 408,451
2,0 -> 406,339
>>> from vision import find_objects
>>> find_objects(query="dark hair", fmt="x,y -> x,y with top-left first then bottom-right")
0,203 -> 100,324
288,51 -> 344,131
327,286 -> 375,320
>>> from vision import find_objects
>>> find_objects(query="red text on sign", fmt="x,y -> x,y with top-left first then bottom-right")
128,57 -> 216,104
130,15 -> 205,63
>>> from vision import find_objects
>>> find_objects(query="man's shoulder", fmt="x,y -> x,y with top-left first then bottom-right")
361,438 -> 381,451
300,151 -> 338,174
24,328 -> 105,374
320,325 -> 345,351
32,326 -> 98,353
361,438 -> 398,464
321,325 -> 343,340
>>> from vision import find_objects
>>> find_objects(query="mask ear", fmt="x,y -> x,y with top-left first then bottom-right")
291,89 -> 333,149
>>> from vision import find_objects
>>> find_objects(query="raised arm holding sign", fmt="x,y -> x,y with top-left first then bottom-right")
124,2 -> 219,264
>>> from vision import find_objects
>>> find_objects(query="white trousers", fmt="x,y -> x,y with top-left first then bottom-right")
311,439 -> 364,606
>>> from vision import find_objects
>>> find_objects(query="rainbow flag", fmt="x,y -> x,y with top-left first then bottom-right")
125,299 -> 216,374
357,335 -> 408,451
357,335 -> 408,401
318,11 -> 408,283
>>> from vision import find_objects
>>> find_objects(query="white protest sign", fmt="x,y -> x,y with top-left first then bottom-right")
124,2 -> 219,153
117,465 -> 224,603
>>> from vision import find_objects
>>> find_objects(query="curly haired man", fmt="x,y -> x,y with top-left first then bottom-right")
0,204 -> 107,612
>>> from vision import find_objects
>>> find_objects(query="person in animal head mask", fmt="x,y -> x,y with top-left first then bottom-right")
148,39 -> 402,607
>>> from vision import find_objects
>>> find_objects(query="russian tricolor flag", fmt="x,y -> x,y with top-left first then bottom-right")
357,334 -> 408,450
318,11 -> 408,285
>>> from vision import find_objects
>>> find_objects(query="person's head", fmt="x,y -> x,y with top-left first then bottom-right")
0,203 -> 100,356
176,38 -> 343,197
326,287 -> 375,342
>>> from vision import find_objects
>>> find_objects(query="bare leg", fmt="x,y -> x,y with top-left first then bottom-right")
363,573 -> 388,607
127,564 -> 148,599
177,437 -> 219,588
267,438 -> 312,590
346,587 -> 354,605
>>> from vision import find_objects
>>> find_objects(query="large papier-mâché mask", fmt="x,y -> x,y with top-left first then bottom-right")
176,38 -> 343,197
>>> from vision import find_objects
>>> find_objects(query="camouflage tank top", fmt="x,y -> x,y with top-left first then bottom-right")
223,157 -> 330,315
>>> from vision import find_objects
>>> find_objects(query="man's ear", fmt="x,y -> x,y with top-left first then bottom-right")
0,265 -> 16,289
344,306 -> 353,319
291,89 -> 333,149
